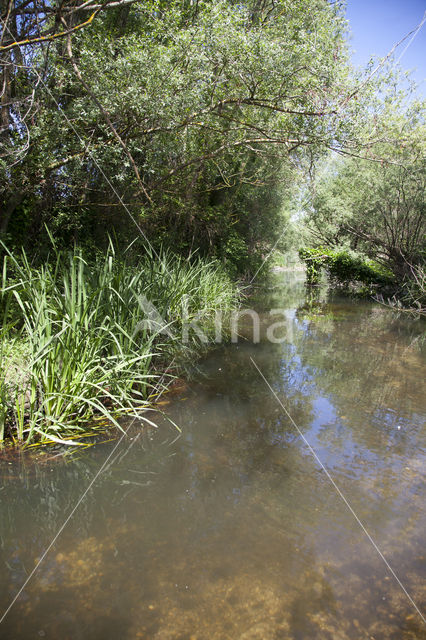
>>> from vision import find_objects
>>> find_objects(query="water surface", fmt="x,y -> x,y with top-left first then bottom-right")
0,274 -> 425,639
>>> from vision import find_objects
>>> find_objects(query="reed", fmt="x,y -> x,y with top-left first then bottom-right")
0,241 -> 238,445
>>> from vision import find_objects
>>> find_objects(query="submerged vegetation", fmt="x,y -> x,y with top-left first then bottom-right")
0,242 -> 238,445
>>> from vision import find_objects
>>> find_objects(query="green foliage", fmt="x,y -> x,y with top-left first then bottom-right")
304,103 -> 426,281
298,248 -> 324,285
1,0 -> 354,274
0,241 -> 238,445
299,247 -> 394,287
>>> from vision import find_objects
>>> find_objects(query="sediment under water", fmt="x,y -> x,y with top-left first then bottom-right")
0,273 -> 425,639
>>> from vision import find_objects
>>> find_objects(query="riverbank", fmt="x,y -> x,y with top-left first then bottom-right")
298,247 -> 426,315
0,243 -> 239,446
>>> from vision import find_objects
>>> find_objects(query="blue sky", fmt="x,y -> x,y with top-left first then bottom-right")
345,0 -> 426,95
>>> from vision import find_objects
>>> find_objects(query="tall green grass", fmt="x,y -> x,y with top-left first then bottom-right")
0,242 -> 238,445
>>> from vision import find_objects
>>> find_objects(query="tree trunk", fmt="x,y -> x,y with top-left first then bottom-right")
0,192 -> 24,236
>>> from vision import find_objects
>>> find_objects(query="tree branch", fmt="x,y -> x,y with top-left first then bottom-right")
65,30 -> 152,203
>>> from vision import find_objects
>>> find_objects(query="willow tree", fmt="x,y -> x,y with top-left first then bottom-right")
304,102 -> 426,279
0,0 -> 140,235
1,0 -> 370,270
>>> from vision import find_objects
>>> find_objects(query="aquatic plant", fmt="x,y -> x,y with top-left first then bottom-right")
0,242 -> 238,445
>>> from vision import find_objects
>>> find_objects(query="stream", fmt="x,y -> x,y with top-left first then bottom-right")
0,273 -> 425,639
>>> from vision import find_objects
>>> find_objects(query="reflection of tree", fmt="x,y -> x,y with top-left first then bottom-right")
288,295 -> 426,557
0,275 -> 425,638
294,300 -> 425,438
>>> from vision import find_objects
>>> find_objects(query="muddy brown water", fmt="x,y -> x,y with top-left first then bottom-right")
0,273 -> 425,639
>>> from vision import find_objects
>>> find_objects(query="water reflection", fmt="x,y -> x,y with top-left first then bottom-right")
0,273 -> 425,639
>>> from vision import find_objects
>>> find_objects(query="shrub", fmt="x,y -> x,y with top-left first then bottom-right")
298,247 -> 394,287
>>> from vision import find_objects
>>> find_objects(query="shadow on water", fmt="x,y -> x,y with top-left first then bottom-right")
0,272 -> 425,639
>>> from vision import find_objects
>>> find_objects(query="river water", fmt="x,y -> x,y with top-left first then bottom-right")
0,273 -> 425,639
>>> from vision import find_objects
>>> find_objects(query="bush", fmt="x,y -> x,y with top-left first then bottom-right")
298,247 -> 394,287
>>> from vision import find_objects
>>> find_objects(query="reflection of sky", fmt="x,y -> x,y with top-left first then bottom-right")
272,301 -> 425,486
310,395 -> 337,433
277,345 -> 365,469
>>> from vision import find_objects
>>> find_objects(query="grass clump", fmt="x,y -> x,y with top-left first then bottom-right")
0,241 -> 238,446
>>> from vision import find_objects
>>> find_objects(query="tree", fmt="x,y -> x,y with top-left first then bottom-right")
304,103 -> 426,279
0,0 -> 144,236
1,0 -> 375,272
